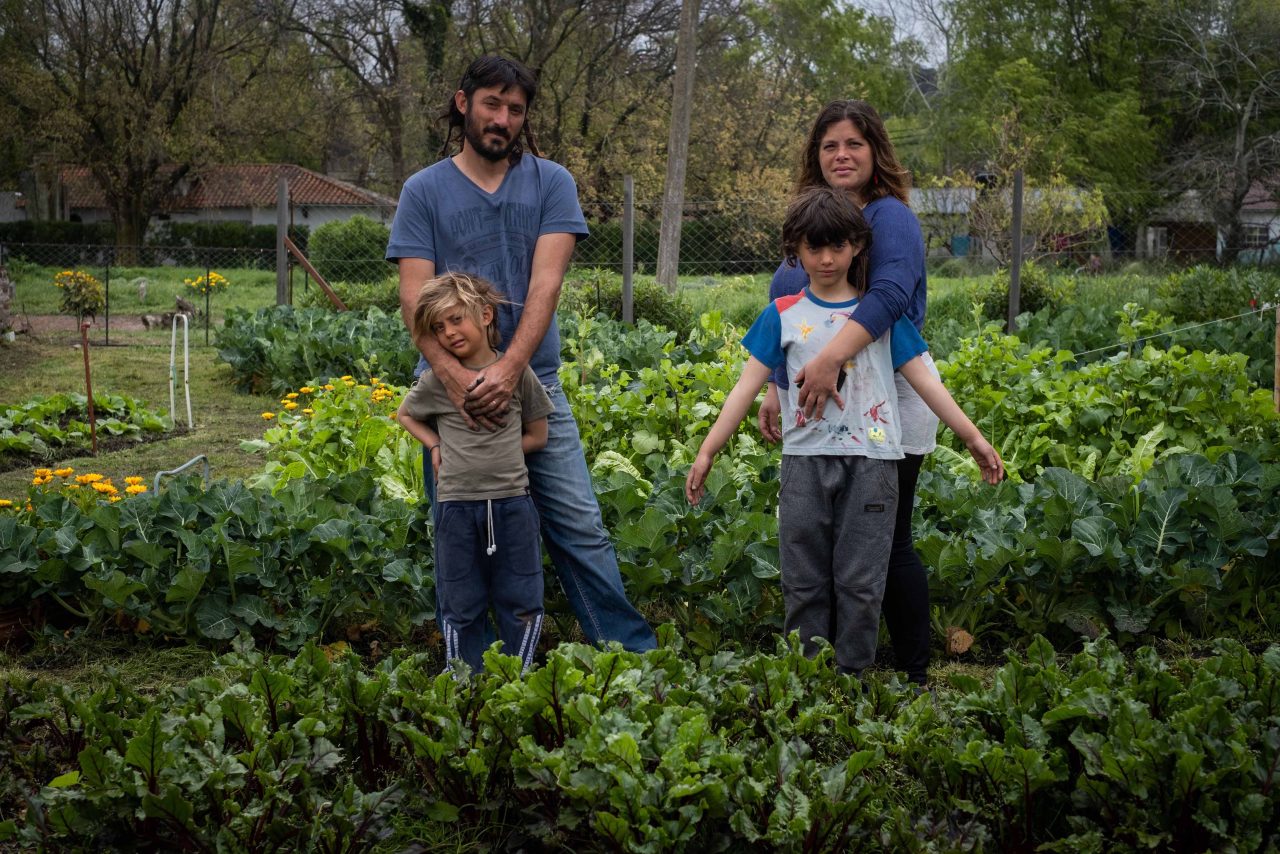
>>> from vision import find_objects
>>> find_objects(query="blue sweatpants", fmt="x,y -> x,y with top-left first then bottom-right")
435,493 -> 544,674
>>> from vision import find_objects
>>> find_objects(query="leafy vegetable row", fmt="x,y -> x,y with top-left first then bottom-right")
4,636 -> 1278,851
0,392 -> 168,468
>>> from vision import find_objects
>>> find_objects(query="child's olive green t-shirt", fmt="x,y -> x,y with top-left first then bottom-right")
401,359 -> 554,502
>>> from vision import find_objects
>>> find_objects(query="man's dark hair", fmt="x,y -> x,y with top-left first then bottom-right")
439,55 -> 543,163
782,187 -> 873,293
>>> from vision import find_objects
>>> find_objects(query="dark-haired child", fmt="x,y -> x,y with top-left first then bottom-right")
685,187 -> 1002,675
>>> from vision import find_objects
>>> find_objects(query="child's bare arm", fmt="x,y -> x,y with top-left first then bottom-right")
397,403 -> 442,474
899,356 -> 1004,485
522,417 -> 548,454
686,357 -> 774,504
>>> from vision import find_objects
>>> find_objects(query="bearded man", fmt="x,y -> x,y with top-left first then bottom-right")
386,55 -> 656,654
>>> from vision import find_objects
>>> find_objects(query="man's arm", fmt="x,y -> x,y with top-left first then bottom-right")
465,231 -> 576,417
398,256 -> 492,430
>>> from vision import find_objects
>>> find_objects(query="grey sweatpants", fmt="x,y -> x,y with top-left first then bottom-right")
778,454 -> 899,674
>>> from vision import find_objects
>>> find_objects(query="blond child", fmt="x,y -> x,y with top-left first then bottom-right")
398,272 -> 553,673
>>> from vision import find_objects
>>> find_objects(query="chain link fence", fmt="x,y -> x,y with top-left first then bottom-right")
2,189 -> 1276,324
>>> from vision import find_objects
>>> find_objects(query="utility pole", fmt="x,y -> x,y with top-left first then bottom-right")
655,0 -> 699,293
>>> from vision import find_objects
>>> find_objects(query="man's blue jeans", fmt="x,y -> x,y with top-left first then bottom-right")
421,381 -> 656,652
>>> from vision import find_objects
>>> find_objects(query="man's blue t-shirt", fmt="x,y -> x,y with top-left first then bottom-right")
386,155 -> 589,384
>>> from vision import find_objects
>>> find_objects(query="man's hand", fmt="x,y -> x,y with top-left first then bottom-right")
434,360 -> 490,431
463,355 -> 521,427
757,383 -> 782,443
794,352 -> 845,420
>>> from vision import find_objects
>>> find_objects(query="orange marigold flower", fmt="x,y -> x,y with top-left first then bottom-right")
54,467 -> 74,477
124,476 -> 144,485
34,468 -> 53,477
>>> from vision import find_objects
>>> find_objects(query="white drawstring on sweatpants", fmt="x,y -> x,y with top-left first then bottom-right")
485,498 -> 497,555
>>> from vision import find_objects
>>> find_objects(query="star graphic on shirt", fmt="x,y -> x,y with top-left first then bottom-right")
798,320 -> 814,340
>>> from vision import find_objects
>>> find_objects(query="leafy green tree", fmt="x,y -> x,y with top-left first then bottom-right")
906,0 -> 1160,214
0,0 -> 291,257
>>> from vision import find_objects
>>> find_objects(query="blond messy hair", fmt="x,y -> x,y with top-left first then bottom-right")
412,271 -> 505,349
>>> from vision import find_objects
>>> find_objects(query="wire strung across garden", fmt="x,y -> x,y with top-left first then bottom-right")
1072,303 -> 1278,360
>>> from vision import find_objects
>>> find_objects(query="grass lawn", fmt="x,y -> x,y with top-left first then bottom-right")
0,327 -> 277,499
7,260 -> 280,324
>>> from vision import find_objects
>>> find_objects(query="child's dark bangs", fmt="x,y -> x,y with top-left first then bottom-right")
799,202 -> 857,248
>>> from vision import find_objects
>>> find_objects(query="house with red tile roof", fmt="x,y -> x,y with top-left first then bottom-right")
52,164 -> 397,231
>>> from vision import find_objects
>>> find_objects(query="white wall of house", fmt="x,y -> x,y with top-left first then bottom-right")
66,205 -> 395,234
282,205 -> 395,229
0,192 -> 26,223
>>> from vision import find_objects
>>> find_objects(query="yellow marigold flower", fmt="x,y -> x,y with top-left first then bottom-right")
299,386 -> 314,394
0,499 -> 12,508
340,375 -> 353,381
91,481 -> 115,494
323,384 -> 335,391
369,377 -> 381,385
55,467 -> 74,477
302,408 -> 314,415
109,495 -> 122,503
35,468 -> 53,477
76,473 -> 104,484
283,401 -> 299,410
126,484 -> 147,495
31,477 -> 43,486
286,392 -> 299,399
125,476 -> 143,485
67,484 -> 80,490
262,412 -> 275,420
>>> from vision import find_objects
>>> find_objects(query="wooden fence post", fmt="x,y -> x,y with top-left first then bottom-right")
276,176 -> 289,306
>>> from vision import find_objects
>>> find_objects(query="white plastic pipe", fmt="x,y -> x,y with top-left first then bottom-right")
169,313 -> 193,429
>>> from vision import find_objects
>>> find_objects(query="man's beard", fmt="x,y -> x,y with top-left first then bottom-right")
463,111 -> 517,162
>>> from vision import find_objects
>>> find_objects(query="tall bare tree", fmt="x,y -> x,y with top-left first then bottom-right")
1154,0 -> 1280,264
287,0 -> 451,191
